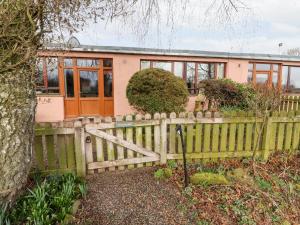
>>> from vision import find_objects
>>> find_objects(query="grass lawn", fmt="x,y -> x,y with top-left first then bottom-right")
169,152 -> 300,225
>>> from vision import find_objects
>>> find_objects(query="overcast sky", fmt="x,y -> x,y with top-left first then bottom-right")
75,0 -> 300,54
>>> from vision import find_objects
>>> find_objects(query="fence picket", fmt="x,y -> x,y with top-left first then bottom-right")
95,136 -> 104,173
284,122 -> 293,151
105,117 -> 115,171
46,135 -> 56,170
116,116 -> 125,170
292,122 -> 300,151
220,123 -> 228,152
34,135 -> 44,170
126,115 -> 134,169
154,113 -> 161,165
244,123 -> 253,151
237,123 -> 245,152
186,113 -> 194,161
66,134 -> 76,170
277,123 -> 285,151
145,114 -> 153,167
135,114 -> 144,168
228,123 -> 237,152
57,135 -> 67,171
211,124 -> 220,161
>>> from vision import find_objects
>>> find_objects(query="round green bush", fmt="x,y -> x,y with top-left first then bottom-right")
126,68 -> 189,114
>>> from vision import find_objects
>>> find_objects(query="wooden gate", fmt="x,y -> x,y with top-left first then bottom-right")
84,115 -> 161,173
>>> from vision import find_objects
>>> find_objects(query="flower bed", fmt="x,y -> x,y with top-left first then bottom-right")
1,173 -> 86,225
169,152 -> 300,225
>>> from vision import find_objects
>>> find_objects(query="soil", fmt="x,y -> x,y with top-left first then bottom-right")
74,167 -> 190,225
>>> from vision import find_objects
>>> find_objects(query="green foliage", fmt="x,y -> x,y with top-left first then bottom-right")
255,176 -> 272,192
199,79 -> 256,111
197,219 -> 211,225
0,204 -> 11,225
190,172 -> 229,186
231,199 -> 256,225
6,173 -> 86,225
154,168 -> 173,180
126,68 -> 189,114
167,160 -> 177,169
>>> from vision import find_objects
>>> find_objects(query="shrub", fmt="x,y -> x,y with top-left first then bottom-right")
5,173 -> 86,225
126,68 -> 189,114
199,79 -> 256,111
154,168 -> 173,180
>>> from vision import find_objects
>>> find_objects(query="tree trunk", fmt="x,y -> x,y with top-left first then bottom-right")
0,68 -> 36,204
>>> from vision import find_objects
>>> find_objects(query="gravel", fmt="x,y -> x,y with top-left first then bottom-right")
74,167 -> 190,225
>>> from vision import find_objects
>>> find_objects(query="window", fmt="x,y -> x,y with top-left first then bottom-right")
104,71 -> 113,97
77,59 -> 99,67
36,57 -> 59,94
140,60 -> 226,95
141,60 -> 151,70
256,63 -> 271,71
174,62 -> 184,77
247,62 -> 279,88
217,63 -> 225,79
198,63 -> 214,81
186,63 -> 196,94
79,71 -> 99,97
103,59 -> 112,67
283,66 -> 300,92
153,61 -> 172,72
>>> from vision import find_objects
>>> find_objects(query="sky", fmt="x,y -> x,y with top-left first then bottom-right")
74,0 -> 300,54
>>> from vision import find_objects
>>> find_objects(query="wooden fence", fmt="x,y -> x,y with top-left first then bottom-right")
280,95 -> 300,112
33,111 -> 300,176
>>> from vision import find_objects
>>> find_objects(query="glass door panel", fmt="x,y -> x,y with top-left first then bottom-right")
79,70 -> 99,97
64,69 -> 74,98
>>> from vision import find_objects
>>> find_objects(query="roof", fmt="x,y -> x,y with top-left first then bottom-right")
46,44 -> 300,62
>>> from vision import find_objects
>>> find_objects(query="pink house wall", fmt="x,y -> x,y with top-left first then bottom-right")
112,54 -> 249,115
36,96 -> 64,122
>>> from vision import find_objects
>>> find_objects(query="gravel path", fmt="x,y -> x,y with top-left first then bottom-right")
74,167 -> 190,225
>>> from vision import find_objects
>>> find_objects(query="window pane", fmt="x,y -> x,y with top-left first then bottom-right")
64,69 -> 74,97
77,59 -> 99,67
256,63 -> 271,71
217,63 -> 225,79
273,64 -> 279,72
104,71 -> 113,97
272,72 -> 278,88
103,59 -> 112,67
198,63 -> 214,80
153,61 -> 172,72
248,63 -> 254,71
187,62 -> 196,94
174,62 -> 184,78
36,58 -> 44,87
289,67 -> 300,91
256,73 -> 269,85
46,58 -> 59,92
141,60 -> 150,70
80,71 -> 99,97
247,71 -> 253,83
282,66 -> 289,91
64,58 -> 73,67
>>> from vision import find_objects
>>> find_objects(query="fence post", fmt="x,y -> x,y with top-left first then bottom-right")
262,116 -> 272,161
160,113 -> 167,165
74,121 -> 86,177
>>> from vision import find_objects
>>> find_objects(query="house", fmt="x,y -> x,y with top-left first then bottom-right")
36,45 -> 300,122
